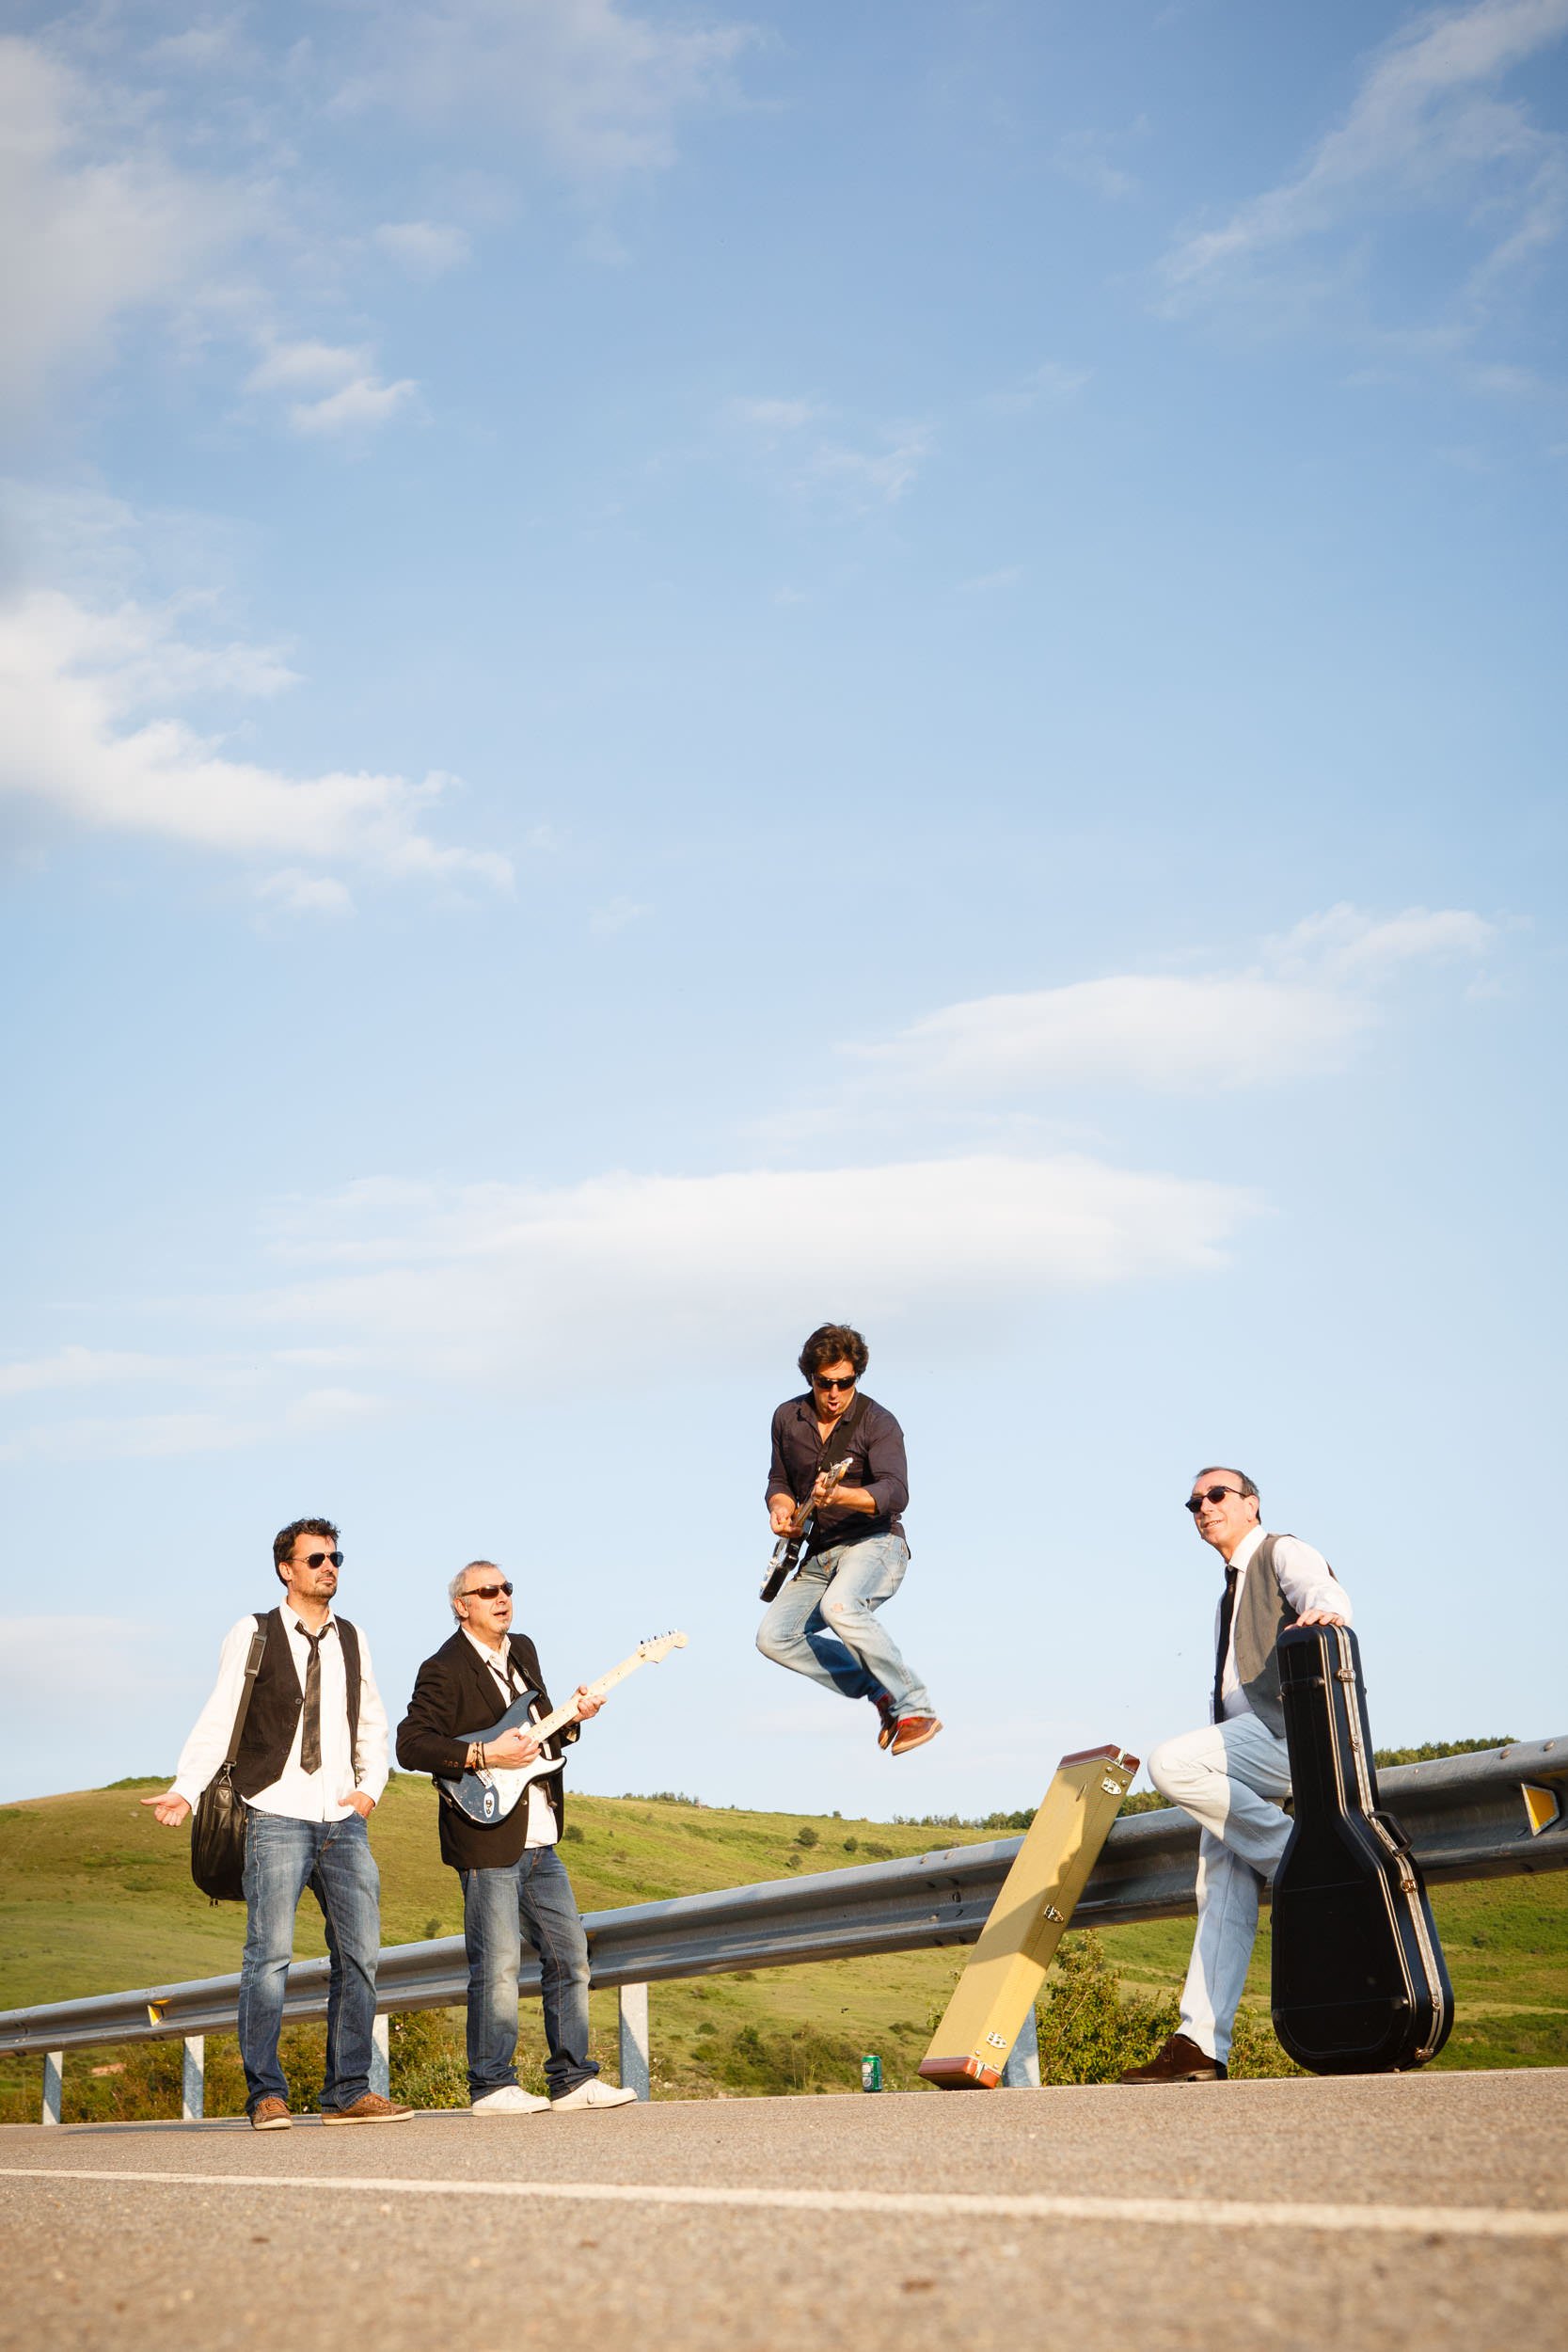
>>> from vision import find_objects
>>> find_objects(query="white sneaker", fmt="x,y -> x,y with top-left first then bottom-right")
470,2084 -> 551,2116
550,2078 -> 638,2112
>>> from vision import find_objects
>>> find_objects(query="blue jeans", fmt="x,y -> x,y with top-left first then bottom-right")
237,1808 -> 381,2114
756,1534 -> 932,1716
462,1846 -> 598,2101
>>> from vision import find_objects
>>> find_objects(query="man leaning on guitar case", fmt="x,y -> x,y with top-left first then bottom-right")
1117,1468 -> 1352,2084
396,1560 -> 636,2115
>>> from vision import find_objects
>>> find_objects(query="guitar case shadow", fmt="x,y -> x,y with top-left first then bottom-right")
1270,1622 -> 1453,2074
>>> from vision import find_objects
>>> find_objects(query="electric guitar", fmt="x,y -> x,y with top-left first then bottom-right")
436,1632 -> 689,1825
760,1456 -> 858,1602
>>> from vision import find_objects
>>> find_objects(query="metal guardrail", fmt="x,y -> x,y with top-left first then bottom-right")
3,1737 -> 1563,2115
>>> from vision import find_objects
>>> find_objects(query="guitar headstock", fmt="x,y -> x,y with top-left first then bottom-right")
637,1630 -> 689,1662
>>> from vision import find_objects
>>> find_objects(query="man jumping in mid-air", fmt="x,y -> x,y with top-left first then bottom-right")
755,1321 -> 940,1756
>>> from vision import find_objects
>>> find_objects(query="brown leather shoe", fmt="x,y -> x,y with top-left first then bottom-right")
890,1713 -> 942,1756
874,1693 -> 899,1750
249,2096 -> 292,2130
321,2091 -> 417,2124
1117,2031 -> 1227,2084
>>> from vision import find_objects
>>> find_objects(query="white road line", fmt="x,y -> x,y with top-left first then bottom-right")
0,2168 -> 1564,2240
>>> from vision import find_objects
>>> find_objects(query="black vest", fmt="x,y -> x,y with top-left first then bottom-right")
232,1607 -> 363,1800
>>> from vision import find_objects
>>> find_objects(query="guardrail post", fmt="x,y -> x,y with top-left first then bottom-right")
182,2036 -> 205,2122
1001,2010 -> 1041,2089
618,1982 -> 650,2101
370,2013 -> 390,2100
42,2050 -> 63,2125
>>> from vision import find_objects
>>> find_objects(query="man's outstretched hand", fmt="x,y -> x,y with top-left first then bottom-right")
140,1792 -> 191,1827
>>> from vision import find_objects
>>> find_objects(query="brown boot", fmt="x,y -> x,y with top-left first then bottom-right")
322,2091 -> 418,2124
890,1714 -> 942,1756
249,2096 -> 292,2130
1117,2032 -> 1227,2084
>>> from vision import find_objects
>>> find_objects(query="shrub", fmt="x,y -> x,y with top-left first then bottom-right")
388,2010 -> 468,2108
1033,1934 -> 1179,2084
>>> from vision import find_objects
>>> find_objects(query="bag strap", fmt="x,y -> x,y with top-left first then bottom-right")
222,1613 -> 270,1769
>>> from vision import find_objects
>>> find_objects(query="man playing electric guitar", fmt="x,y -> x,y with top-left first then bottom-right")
756,1321 -> 941,1756
395,1562 -> 637,2114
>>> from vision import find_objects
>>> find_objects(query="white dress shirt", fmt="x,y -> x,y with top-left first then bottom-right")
172,1610 -> 390,1820
461,1628 -> 559,1849
1216,1525 -> 1352,1724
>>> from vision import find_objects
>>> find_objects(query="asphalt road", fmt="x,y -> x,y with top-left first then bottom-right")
4,2069 -> 1565,2352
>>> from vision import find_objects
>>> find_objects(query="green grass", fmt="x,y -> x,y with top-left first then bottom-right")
1,1772 -> 1562,2119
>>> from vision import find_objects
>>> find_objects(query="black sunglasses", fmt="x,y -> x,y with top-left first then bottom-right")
1184,1486 -> 1243,1515
305,1550 -> 344,1568
464,1581 -> 514,1600
813,1374 -> 857,1391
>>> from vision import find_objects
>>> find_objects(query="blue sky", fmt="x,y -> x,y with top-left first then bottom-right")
2,0 -> 1564,1819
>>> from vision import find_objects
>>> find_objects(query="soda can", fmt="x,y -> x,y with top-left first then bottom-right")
860,2053 -> 882,2092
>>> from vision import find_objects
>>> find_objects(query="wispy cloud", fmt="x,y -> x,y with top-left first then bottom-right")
0,1346 -> 213,1400
1052,125 -> 1143,203
850,906 -> 1496,1097
1162,0 -> 1568,339
727,397 -> 933,509
0,585 -> 511,895
248,1153 -> 1257,1387
0,37 -> 257,415
373,218 -> 473,275
0,1411 -> 261,1465
958,565 -> 1025,596
979,361 -> 1091,417
335,0 -> 757,176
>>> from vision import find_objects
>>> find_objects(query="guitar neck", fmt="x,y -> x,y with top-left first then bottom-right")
527,1650 -> 650,1744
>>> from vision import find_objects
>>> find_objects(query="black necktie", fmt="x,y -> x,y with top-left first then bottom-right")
1212,1565 -> 1239,1725
298,1625 -> 327,1773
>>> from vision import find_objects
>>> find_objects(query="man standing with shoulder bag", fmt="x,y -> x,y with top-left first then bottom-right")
143,1518 -> 412,2130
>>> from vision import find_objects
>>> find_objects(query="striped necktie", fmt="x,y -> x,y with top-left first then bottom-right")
297,1624 -> 327,1774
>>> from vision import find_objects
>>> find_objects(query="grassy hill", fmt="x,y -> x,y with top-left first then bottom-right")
1,1771 -> 1562,2121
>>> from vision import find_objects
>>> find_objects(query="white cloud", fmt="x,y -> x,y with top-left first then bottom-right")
0,36 -> 256,413
856,906 -> 1495,1097
0,586 -> 511,888
1163,0 -> 1568,323
245,340 -> 372,394
337,0 -> 755,175
589,894 -> 646,936
727,398 -> 932,508
729,396 -> 823,432
803,426 -> 931,507
981,361 -> 1092,417
287,373 -> 419,436
0,1346 -> 194,1400
286,1387 -> 387,1428
258,868 -> 356,915
373,218 -> 473,275
0,1411 -> 261,1464
1052,128 -> 1141,203
250,1152 -> 1257,1386
958,565 -> 1025,596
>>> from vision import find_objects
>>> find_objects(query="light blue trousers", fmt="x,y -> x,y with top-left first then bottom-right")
756,1534 -> 932,1718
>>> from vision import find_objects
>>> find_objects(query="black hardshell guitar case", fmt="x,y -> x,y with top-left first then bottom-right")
1271,1621 -> 1453,2074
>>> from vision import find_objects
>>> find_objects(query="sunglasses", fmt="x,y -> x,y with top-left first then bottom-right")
305,1550 -> 344,1568
813,1374 -> 857,1391
1184,1487 -> 1244,1515
464,1581 -> 514,1601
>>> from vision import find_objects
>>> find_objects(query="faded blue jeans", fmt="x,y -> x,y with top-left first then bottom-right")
237,1807 -> 381,2114
756,1534 -> 932,1717
461,1845 -> 599,2102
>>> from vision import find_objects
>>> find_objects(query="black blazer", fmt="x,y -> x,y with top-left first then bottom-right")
396,1629 -> 579,1871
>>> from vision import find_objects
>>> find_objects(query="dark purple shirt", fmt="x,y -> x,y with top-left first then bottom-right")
766,1391 -> 909,1558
